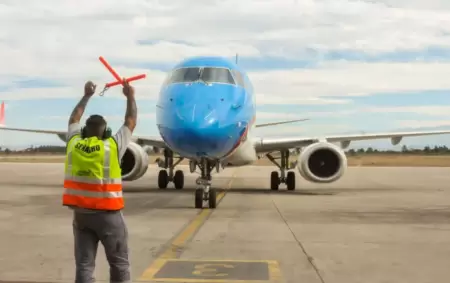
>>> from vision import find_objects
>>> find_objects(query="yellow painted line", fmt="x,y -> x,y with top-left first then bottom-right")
138,171 -> 236,281
163,259 -> 274,262
268,260 -> 284,283
149,279 -> 269,283
138,258 -> 167,281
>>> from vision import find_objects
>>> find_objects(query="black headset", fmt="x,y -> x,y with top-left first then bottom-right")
80,115 -> 112,140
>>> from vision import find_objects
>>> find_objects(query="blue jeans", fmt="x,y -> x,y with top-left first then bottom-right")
72,210 -> 130,283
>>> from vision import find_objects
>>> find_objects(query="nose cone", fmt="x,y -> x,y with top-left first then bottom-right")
172,103 -> 240,157
177,103 -> 219,130
159,84 -> 246,158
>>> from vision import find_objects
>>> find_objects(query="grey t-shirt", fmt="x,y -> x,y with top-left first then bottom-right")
66,123 -> 132,213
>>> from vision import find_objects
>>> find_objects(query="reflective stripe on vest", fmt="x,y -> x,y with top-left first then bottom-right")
63,137 -> 124,211
63,188 -> 123,198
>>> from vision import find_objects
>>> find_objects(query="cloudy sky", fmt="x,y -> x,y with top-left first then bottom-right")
2,0 -> 450,149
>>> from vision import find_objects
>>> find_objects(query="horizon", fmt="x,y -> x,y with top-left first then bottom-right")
0,140 -> 448,152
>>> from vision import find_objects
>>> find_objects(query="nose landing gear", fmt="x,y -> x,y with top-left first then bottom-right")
194,158 -> 218,209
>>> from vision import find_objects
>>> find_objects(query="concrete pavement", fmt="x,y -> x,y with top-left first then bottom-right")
0,163 -> 450,283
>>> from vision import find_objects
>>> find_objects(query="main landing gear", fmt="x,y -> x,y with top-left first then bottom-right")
193,158 -> 219,209
266,150 -> 296,191
156,149 -> 185,189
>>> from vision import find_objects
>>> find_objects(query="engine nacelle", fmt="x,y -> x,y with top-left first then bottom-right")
141,145 -> 153,155
121,142 -> 149,181
297,142 -> 347,183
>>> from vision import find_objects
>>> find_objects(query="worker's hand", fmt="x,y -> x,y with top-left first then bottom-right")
122,78 -> 135,98
84,81 -> 97,97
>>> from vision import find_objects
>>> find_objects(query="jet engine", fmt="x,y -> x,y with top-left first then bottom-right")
121,142 -> 149,181
296,142 -> 347,183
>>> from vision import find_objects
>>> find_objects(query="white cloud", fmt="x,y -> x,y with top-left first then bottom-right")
254,123 -> 354,136
129,0 -> 450,55
396,120 -> 450,128
39,110 -> 307,122
370,106 -> 450,116
257,106 -> 450,121
256,112 -> 307,120
2,0 -> 450,105
296,105 -> 450,119
4,61 -> 450,104
373,0 -> 450,10
251,61 -> 450,101
256,96 -> 352,105
3,0 -> 450,60
40,113 -> 155,121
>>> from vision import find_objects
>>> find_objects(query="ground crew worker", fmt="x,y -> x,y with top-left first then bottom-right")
63,79 -> 137,283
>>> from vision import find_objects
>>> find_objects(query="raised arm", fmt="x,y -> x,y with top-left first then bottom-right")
122,80 -> 137,133
68,81 -> 96,125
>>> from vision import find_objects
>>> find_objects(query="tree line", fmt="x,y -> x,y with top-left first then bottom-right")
0,145 -> 66,154
347,145 -> 450,155
1,144 -> 450,155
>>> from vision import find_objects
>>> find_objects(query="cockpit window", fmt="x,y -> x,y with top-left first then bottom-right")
168,67 -> 201,84
201,67 -> 235,84
166,67 -> 236,85
231,70 -> 245,88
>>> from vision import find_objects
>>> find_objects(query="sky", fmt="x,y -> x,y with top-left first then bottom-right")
2,0 -> 450,150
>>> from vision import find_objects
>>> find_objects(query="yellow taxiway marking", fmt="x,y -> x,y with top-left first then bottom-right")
138,172 -> 235,281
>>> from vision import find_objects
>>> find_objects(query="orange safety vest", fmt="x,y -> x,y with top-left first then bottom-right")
63,135 -> 124,211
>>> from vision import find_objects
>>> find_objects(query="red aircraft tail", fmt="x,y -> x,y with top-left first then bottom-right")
0,101 -> 4,125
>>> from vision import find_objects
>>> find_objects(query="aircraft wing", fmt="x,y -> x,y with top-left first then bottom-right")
253,130 -> 450,153
0,125 -> 167,148
255,118 -> 309,128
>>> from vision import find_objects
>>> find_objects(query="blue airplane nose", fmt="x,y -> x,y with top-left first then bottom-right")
174,103 -> 238,157
157,83 -> 249,159
176,103 -> 219,129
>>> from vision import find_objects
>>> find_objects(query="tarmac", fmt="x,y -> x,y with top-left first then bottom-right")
0,163 -> 450,283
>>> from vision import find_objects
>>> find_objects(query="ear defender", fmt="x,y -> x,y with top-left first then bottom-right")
80,125 -> 110,139
103,127 -> 112,139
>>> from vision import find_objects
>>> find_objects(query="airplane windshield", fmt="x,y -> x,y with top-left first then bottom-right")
201,67 -> 235,84
167,67 -> 236,85
168,67 -> 201,83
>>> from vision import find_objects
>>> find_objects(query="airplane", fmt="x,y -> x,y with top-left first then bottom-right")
2,55 -> 450,209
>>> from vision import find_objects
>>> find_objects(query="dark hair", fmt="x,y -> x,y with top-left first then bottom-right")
86,114 -> 106,127
85,115 -> 107,137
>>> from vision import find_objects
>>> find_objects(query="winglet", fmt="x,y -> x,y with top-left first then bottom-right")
0,101 -> 4,126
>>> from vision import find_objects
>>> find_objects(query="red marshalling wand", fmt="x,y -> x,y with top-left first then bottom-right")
98,56 -> 146,95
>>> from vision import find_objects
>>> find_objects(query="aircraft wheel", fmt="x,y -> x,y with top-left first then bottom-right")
158,170 -> 169,189
270,171 -> 279,190
208,189 -> 217,209
195,188 -> 203,208
174,170 -> 184,189
286,171 -> 296,191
